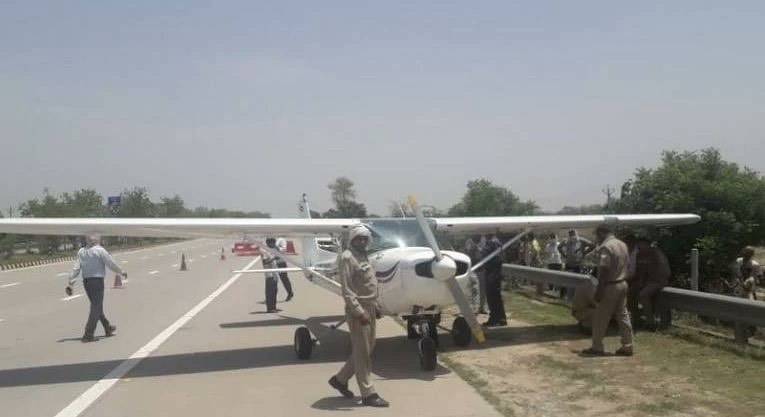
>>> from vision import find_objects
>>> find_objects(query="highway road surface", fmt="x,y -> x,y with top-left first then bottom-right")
0,239 -> 500,417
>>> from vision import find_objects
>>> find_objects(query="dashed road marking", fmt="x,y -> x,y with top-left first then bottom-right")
121,260 -> 129,264
57,272 -> 70,277
149,270 -> 159,275
0,319 -> 5,323
201,255 -> 207,259
52,256 -> 261,417
1,282 -> 20,288
61,294 -> 83,301
171,264 -> 179,268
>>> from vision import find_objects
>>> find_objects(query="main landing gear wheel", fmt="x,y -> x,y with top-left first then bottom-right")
294,326 -> 313,360
418,336 -> 437,371
451,316 -> 472,347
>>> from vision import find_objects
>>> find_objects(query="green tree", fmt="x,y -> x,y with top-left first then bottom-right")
18,189 -> 64,253
61,189 -> 105,217
324,177 -> 368,218
615,148 -> 765,287
0,210 -> 14,259
448,178 -> 538,216
119,187 -> 155,218
157,195 -> 188,217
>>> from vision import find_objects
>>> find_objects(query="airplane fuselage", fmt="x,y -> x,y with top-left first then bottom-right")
303,246 -> 473,317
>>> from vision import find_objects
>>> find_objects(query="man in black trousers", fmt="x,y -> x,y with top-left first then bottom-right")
481,233 -> 507,327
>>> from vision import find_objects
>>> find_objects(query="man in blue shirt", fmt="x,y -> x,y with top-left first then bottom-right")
66,235 -> 126,342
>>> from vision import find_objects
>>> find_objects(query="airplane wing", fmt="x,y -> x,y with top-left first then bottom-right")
433,214 -> 700,234
0,218 -> 361,239
0,214 -> 700,239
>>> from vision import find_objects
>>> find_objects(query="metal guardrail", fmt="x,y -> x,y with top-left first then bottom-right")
503,263 -> 765,344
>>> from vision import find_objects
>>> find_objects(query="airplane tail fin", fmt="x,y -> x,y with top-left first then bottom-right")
298,193 -> 319,267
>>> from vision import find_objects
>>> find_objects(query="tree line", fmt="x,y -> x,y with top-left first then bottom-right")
2,147 -> 763,288
0,187 -> 269,257
318,148 -> 765,287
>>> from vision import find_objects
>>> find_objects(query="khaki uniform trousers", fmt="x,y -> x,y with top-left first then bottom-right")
336,303 -> 377,397
592,281 -> 633,352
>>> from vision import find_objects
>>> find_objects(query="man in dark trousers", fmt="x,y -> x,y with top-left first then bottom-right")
276,237 -> 294,301
481,233 -> 507,327
66,235 -> 126,342
263,238 -> 279,313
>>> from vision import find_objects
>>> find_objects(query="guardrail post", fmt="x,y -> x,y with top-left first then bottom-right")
690,249 -> 699,291
658,307 -> 672,330
734,323 -> 749,345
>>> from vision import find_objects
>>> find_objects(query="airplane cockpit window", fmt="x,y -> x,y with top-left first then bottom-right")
364,218 -> 447,253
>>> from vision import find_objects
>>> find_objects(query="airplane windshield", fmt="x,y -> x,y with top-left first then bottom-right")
363,218 -> 445,253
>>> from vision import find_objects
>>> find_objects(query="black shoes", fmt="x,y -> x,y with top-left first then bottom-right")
580,347 -> 607,356
482,320 -> 507,327
81,335 -> 97,343
105,325 -> 117,337
362,393 -> 390,408
615,346 -> 634,357
285,293 -> 294,302
328,376 -> 354,399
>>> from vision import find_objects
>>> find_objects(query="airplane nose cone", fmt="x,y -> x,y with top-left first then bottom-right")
432,256 -> 457,282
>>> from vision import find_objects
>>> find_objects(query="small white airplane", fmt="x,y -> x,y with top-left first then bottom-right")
0,194 -> 700,370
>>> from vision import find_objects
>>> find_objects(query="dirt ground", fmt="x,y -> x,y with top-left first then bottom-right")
439,291 -> 765,417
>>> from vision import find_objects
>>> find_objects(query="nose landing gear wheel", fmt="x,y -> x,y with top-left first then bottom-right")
451,316 -> 472,347
418,336 -> 437,371
294,326 -> 313,360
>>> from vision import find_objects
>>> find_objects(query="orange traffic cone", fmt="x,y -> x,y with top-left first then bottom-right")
220,247 -> 226,261
180,253 -> 188,271
113,273 -> 124,288
285,240 -> 297,255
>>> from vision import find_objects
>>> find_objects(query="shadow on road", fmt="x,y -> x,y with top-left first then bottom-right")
311,396 -> 364,411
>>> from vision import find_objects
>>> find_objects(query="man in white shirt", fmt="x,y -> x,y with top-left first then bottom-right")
66,235 -> 126,342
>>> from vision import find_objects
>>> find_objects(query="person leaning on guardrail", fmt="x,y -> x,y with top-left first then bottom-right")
731,246 -> 762,300
66,235 -> 126,343
628,239 -> 670,331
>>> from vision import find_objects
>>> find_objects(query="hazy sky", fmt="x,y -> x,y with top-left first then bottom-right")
1,1 -> 763,217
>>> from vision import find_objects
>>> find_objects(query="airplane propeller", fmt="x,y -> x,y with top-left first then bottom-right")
408,196 -> 486,344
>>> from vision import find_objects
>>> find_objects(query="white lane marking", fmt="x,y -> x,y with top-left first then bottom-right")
157,253 -> 165,256
171,264 -> 179,268
121,260 -> 129,264
57,272 -> 70,277
1,282 -> 20,288
200,255 -> 207,259
0,319 -> 5,323
61,294 -> 83,301
52,256 -> 260,417
148,270 -> 159,275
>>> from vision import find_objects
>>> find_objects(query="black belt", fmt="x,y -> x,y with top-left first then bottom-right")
603,279 -> 626,285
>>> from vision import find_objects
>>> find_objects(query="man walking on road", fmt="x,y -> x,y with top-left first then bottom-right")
262,238 -> 280,313
581,224 -> 634,357
275,237 -> 294,301
328,225 -> 389,408
66,235 -> 126,343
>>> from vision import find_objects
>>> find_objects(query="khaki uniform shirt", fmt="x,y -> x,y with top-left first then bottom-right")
339,249 -> 378,318
597,236 -> 629,284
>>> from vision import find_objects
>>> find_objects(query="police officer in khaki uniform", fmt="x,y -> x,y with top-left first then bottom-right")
582,224 -> 634,356
328,225 -> 389,407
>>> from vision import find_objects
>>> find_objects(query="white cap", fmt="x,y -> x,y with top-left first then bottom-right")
349,225 -> 371,242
